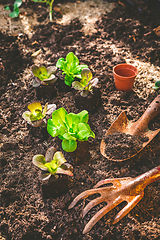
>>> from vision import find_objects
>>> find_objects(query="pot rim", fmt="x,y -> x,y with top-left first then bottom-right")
113,63 -> 138,79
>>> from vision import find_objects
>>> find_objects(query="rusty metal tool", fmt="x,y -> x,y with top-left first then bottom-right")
100,95 -> 160,161
69,165 -> 160,234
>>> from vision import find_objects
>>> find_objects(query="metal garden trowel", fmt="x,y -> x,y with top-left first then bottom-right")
100,95 -> 160,161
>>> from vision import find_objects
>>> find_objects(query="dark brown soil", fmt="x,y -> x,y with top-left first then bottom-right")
104,132 -> 149,160
0,1 -> 160,240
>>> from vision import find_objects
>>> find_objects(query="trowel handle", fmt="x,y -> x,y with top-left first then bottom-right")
143,94 -> 160,122
133,95 -> 160,135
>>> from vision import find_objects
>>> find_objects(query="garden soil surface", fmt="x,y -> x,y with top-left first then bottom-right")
0,0 -> 160,240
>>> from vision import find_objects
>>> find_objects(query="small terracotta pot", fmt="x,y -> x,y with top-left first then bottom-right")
113,64 -> 138,92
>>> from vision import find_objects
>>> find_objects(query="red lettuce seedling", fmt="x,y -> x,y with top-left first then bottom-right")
32,147 -> 73,180
72,68 -> 99,97
22,102 -> 56,127
47,107 -> 95,152
32,65 -> 57,87
56,52 -> 88,87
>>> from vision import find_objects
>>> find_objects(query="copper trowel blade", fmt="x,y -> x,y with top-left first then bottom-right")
100,111 -> 160,161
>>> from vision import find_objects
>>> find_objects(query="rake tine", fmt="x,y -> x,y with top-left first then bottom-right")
82,197 -> 105,218
83,196 -> 122,234
94,178 -> 120,188
94,177 -> 132,188
68,188 -> 101,209
113,193 -> 144,224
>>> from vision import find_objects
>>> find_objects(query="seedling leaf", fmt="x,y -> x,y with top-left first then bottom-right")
32,155 -> 47,170
56,52 -> 88,86
4,6 -> 10,10
45,147 -> 57,162
77,110 -> 89,123
53,151 -> 66,165
62,139 -> 77,152
28,102 -> 42,113
47,108 -> 95,152
39,172 -> 51,181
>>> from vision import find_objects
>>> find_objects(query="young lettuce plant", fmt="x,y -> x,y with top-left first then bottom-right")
31,0 -> 55,21
32,147 -> 73,180
31,65 -> 57,87
153,80 -> 160,90
56,52 -> 88,87
22,102 -> 56,127
72,68 -> 99,97
4,0 -> 22,18
47,108 -> 95,152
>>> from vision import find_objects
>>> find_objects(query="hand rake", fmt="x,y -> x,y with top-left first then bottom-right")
69,165 -> 160,234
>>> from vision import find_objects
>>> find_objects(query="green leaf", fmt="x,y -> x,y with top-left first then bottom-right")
30,111 -> 43,121
90,130 -> 95,138
62,139 -> 77,152
58,125 -> 67,136
4,6 -> 10,10
66,52 -> 79,69
64,74 -> 74,86
45,160 -> 58,174
62,133 -> 76,141
77,110 -> 89,123
65,113 -> 80,128
28,102 -> 42,113
51,107 -> 68,127
53,151 -> 66,166
56,58 -> 65,69
47,119 -> 59,137
39,66 -> 48,76
155,81 -> 160,88
32,155 -> 47,170
74,65 -> 89,74
9,8 -> 19,18
14,0 -> 22,8
77,123 -> 91,140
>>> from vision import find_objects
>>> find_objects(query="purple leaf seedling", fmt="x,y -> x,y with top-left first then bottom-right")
22,102 -> 56,127
32,147 -> 73,180
72,68 -> 99,97
32,65 -> 57,87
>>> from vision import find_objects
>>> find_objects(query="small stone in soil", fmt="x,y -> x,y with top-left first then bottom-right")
104,132 -> 149,160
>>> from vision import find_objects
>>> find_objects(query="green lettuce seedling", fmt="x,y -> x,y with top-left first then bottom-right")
47,108 -> 95,152
56,52 -> 88,87
32,65 -> 57,87
31,0 -> 55,21
4,0 -> 22,18
32,147 -> 73,180
153,80 -> 160,90
22,102 -> 56,127
72,68 -> 99,97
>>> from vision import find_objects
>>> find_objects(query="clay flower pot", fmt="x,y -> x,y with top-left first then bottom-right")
113,64 -> 138,92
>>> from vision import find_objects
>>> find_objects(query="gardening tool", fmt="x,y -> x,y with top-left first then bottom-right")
100,95 -> 160,161
69,165 -> 160,234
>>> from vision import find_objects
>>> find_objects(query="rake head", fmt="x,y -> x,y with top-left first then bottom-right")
69,166 -> 160,234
